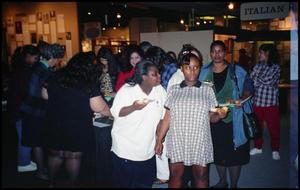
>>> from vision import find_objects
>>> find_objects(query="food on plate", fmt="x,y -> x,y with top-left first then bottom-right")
221,106 -> 228,113
210,108 -> 218,112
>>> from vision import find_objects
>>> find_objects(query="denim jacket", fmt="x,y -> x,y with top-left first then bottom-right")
199,62 -> 253,148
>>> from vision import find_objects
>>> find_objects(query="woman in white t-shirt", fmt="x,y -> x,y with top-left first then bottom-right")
110,60 -> 166,188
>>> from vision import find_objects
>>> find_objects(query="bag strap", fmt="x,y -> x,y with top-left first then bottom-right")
232,64 -> 253,113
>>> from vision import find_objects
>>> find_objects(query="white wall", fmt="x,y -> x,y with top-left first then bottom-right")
140,30 -> 214,64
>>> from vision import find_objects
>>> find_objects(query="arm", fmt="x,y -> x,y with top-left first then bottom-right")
256,66 -> 280,86
119,100 -> 148,117
209,109 -> 227,123
41,87 -> 48,100
90,96 -> 112,117
155,110 -> 171,155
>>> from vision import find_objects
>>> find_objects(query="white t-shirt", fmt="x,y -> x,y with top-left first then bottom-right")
167,69 -> 184,92
110,83 -> 167,161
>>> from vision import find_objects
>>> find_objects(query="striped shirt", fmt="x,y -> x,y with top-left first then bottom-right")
250,63 -> 280,107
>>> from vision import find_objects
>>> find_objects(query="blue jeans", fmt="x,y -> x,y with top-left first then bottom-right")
15,119 -> 32,166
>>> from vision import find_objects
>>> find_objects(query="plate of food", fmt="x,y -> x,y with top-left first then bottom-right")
210,106 -> 229,114
137,98 -> 155,104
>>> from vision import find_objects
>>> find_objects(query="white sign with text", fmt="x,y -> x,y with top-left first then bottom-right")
240,2 -> 290,21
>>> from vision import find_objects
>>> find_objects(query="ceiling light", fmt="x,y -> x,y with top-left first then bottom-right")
88,12 -> 91,15
116,13 -> 121,19
180,19 -> 184,24
199,16 -> 215,20
249,22 -> 252,25
102,27 -> 106,31
228,2 -> 234,10
204,21 -> 207,24
196,21 -> 200,25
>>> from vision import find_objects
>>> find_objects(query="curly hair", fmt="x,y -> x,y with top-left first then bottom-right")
144,46 -> 168,72
40,43 -> 65,60
126,60 -> 158,86
53,52 -> 102,93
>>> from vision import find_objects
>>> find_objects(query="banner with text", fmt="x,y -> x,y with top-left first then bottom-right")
240,2 -> 290,21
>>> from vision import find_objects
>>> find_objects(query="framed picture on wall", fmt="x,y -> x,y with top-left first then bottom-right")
31,33 -> 37,44
15,21 -> 22,34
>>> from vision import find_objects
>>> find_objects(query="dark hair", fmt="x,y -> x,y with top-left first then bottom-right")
40,43 -> 65,60
178,44 -> 202,67
139,41 -> 152,53
259,44 -> 279,66
96,47 -> 118,76
85,51 -> 96,63
166,51 -> 177,63
144,46 -> 168,72
239,48 -> 246,54
126,60 -> 158,86
210,40 -> 226,52
179,52 -> 202,67
11,45 -> 39,71
119,44 -> 144,72
54,52 -> 102,93
37,40 -> 49,55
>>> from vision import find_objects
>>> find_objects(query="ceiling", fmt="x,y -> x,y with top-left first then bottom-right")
78,2 -> 241,24
126,2 -> 240,16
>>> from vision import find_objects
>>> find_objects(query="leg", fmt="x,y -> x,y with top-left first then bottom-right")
34,146 -> 48,179
253,106 -> 265,149
48,150 -> 64,187
133,156 -> 156,188
111,152 -> 134,188
265,106 -> 280,151
64,151 -> 83,186
212,165 -> 228,187
95,126 -> 113,187
15,120 -> 32,167
192,165 -> 208,188
168,162 -> 185,188
228,165 -> 241,188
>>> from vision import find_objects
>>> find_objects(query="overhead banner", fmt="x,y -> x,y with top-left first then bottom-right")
240,2 -> 290,21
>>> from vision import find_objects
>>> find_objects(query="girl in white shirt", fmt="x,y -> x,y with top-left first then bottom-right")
110,60 -> 166,188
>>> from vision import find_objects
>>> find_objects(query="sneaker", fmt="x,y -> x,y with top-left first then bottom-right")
249,148 -> 262,155
272,151 -> 280,160
18,164 -> 37,172
30,161 -> 37,167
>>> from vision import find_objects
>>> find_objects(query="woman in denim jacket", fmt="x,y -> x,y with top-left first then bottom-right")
198,40 -> 253,188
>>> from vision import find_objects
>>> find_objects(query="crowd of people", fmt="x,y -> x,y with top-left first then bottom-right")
6,39 -> 281,188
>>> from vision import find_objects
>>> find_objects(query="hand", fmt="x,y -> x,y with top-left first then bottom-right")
217,107 -> 228,118
132,100 -> 149,110
155,141 -> 163,156
228,99 -> 242,108
234,99 -> 242,108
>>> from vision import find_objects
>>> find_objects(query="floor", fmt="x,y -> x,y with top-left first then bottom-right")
1,111 -> 297,188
